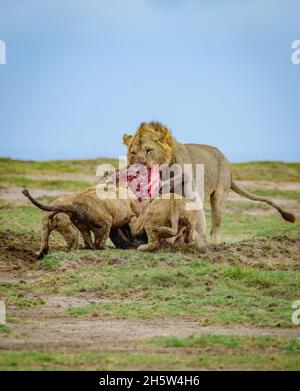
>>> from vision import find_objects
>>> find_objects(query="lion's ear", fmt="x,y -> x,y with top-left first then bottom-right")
123,133 -> 133,146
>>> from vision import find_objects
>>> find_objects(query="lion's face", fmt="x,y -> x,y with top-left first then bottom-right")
123,122 -> 174,166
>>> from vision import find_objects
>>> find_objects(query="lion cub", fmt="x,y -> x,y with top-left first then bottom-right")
129,193 -> 203,251
23,185 -> 142,250
35,193 -> 79,259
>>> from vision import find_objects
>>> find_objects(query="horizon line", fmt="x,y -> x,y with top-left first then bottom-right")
0,156 -> 299,164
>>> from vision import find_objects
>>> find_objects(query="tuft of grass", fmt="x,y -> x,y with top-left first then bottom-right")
0,281 -> 46,308
38,252 -> 69,270
15,297 -> 45,308
0,324 -> 11,334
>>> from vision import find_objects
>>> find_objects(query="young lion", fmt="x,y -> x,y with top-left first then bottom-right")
129,193 -> 204,251
35,193 -> 79,259
23,185 -> 142,250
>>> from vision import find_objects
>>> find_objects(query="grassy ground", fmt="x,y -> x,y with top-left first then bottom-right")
0,175 -> 90,192
1,334 -> 300,370
231,161 -> 300,182
0,157 -> 118,175
0,159 -> 299,370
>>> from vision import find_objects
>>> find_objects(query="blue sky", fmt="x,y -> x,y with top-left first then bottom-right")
0,0 -> 299,162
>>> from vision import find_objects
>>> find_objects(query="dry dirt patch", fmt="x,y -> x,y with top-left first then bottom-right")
1,312 -> 299,353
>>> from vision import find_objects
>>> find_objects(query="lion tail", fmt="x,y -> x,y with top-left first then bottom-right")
231,180 -> 296,223
23,188 -> 74,215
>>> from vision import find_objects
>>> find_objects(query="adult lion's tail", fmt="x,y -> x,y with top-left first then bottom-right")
231,181 -> 296,223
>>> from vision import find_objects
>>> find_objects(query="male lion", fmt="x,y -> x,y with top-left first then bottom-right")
23,185 -> 142,250
123,121 -> 295,244
129,193 -> 201,251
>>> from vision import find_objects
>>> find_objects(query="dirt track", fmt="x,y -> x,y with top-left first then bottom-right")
2,312 -> 300,354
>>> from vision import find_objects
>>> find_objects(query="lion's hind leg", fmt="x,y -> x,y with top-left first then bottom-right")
157,226 -> 178,238
54,213 -> 79,251
137,226 -> 160,252
57,224 -> 79,251
94,222 -> 111,250
210,189 -> 228,245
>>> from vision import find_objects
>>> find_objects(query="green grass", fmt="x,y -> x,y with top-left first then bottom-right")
0,335 -> 299,370
0,325 -> 11,334
149,333 -> 300,352
1,238 -> 299,327
0,175 -> 90,191
0,157 -> 118,175
33,250 -> 298,327
0,281 -> 45,308
14,297 -> 45,308
232,161 -> 300,182
63,270 -> 299,326
220,210 -> 300,242
0,205 -> 43,234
